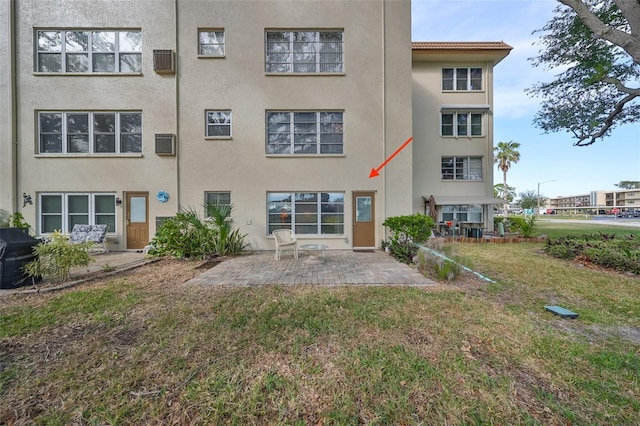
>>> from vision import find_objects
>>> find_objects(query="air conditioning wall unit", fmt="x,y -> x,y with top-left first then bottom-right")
155,134 -> 176,156
153,50 -> 175,74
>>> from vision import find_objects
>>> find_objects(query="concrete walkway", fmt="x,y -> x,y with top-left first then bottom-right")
185,250 -> 434,287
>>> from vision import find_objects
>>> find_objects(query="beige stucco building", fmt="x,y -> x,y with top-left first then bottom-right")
1,0 -> 510,251
412,42 -> 511,234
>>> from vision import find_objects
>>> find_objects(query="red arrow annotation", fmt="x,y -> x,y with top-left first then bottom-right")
369,136 -> 414,178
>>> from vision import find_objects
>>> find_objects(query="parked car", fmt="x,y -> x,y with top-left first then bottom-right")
616,210 -> 639,218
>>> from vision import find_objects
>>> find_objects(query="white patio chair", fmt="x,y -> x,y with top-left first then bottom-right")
272,229 -> 298,260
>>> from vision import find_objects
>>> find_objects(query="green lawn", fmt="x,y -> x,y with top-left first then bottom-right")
1,249 -> 639,425
535,219 -> 640,238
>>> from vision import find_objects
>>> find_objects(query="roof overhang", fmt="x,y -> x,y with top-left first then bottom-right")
412,41 -> 513,65
423,195 -> 506,205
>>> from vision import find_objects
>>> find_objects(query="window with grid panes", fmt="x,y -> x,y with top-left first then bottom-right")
441,157 -> 483,180
441,112 -> 483,137
267,192 -> 344,235
36,30 -> 141,73
38,111 -> 142,155
442,67 -> 482,91
266,111 -> 343,154
265,31 -> 343,73
39,193 -> 116,234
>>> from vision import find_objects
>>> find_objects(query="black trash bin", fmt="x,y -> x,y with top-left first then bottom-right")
0,228 -> 42,289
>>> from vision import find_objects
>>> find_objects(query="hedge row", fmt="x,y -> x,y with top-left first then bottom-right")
544,233 -> 640,274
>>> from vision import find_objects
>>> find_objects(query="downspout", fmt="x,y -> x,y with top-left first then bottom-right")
10,0 -> 18,213
381,0 -> 386,243
174,0 -> 180,210
486,62 -> 493,231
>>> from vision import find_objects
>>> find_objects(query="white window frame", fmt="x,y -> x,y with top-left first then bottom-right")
441,205 -> 483,223
442,67 -> 483,91
266,111 -> 344,155
441,156 -> 483,181
38,111 -> 142,155
441,112 -> 484,137
205,110 -> 232,138
38,193 -> 117,235
267,192 -> 345,235
36,29 -> 142,73
198,29 -> 225,57
265,30 -> 344,73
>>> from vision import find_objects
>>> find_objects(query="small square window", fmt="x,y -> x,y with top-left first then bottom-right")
205,110 -> 232,138
205,192 -> 231,217
199,30 -> 225,57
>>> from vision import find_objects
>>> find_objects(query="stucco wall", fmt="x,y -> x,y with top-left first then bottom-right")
13,0 -> 177,249
8,0 -> 413,250
176,0 -> 412,250
412,58 -> 497,218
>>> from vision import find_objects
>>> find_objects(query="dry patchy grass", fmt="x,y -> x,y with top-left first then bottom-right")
1,254 -> 639,425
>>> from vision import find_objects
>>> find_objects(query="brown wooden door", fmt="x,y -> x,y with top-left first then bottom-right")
126,192 -> 149,250
352,191 -> 375,248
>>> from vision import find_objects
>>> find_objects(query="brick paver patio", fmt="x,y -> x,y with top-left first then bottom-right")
185,249 -> 434,287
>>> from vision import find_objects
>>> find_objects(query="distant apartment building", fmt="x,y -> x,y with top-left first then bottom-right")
595,189 -> 640,209
1,0 -> 510,251
549,194 -> 591,210
548,189 -> 640,212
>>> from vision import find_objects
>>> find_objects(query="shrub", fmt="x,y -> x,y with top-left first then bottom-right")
205,203 -> 249,256
149,204 -> 248,259
382,213 -> 435,264
509,215 -> 537,237
0,211 -> 32,233
23,231 -> 95,282
545,233 -> 640,274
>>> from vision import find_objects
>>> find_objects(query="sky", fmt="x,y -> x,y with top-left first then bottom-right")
411,0 -> 640,199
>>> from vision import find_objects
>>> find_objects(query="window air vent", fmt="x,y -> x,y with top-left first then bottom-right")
155,134 -> 176,155
153,50 -> 175,74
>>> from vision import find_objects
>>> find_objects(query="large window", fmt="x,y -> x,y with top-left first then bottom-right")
267,192 -> 344,235
39,193 -> 116,234
441,205 -> 483,223
265,31 -> 343,73
441,156 -> 483,180
36,30 -> 142,73
441,112 -> 483,137
266,111 -> 343,154
198,29 -> 225,57
205,110 -> 232,138
442,67 -> 482,91
38,111 -> 142,155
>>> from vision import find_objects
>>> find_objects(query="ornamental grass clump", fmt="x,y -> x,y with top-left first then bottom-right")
415,249 -> 461,281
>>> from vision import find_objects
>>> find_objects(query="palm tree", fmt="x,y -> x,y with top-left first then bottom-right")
493,183 -> 515,203
494,141 -> 521,213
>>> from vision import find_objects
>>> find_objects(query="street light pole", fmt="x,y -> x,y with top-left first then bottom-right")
537,180 -> 557,217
